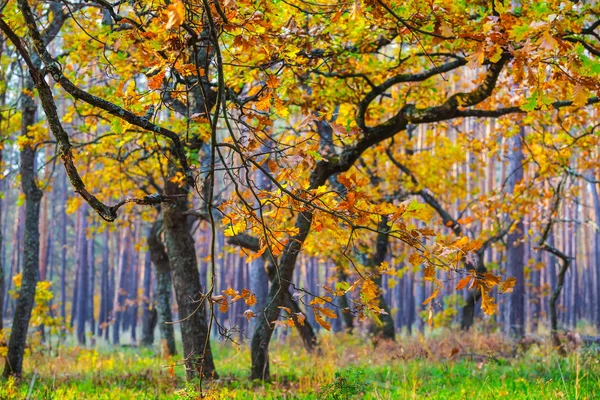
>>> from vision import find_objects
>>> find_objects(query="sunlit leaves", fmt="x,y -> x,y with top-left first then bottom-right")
165,0 -> 185,30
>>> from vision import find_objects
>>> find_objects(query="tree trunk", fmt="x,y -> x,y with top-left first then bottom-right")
549,250 -> 570,355
0,145 -> 3,331
148,217 -> 176,356
98,229 -> 110,338
588,175 -> 600,328
504,129 -> 525,338
367,216 -> 395,341
60,170 -> 68,325
128,237 -> 139,343
141,245 -> 156,347
163,181 -> 216,379
250,207 -> 314,380
112,229 -> 130,345
88,223 -> 96,338
3,76 -> 43,377
75,208 -> 89,345
249,257 -> 269,342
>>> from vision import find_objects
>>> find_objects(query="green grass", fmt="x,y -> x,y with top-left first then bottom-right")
1,332 -> 599,399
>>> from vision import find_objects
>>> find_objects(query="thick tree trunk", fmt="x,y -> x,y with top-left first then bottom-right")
163,182 -> 216,379
3,77 -> 43,377
147,218 -> 176,356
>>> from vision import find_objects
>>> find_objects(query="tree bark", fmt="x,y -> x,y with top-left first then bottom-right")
163,182 -> 216,379
3,75 -> 43,377
147,217 -> 176,356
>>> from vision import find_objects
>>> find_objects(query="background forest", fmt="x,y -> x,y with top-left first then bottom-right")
1,0 -> 600,398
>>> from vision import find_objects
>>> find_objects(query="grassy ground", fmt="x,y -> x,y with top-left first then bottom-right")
1,330 -> 599,399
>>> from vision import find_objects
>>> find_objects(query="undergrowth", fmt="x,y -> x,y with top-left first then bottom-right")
0,330 -> 598,399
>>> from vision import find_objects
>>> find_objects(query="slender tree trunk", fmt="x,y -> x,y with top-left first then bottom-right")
75,208 -> 89,345
0,39 -> 5,330
588,176 -> 600,329
112,229 -> 130,345
88,224 -> 96,338
148,217 -> 176,356
504,129 -> 525,338
141,245 -> 156,347
0,146 -> 3,330
3,75 -> 43,377
549,250 -> 570,355
366,216 -> 395,341
128,236 -> 139,343
60,171 -> 67,325
98,229 -> 110,338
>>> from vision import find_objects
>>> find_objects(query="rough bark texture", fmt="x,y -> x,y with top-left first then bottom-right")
147,218 -> 176,356
3,76 -> 43,377
162,184 -> 216,379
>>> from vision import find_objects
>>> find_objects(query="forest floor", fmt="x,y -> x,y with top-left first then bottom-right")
1,330 -> 599,399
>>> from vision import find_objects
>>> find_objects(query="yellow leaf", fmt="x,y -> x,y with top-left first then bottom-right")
500,277 -> 517,293
481,288 -> 497,315
166,0 -> 185,30
314,313 -> 332,331
317,306 -> 337,319
456,236 -> 469,247
350,0 -> 361,20
572,84 -> 588,108
422,288 -> 439,305
423,263 -> 435,280
409,253 -> 424,265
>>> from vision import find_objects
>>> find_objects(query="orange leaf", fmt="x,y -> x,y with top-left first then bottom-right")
455,276 -> 472,291
422,288 -> 439,305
